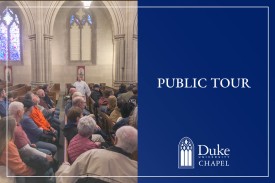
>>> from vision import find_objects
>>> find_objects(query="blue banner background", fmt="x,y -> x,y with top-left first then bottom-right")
138,0 -> 274,182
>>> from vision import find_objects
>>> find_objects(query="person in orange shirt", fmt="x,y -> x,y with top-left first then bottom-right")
29,94 -> 57,134
30,95 -> 51,130
0,117 -> 35,176
25,92 -> 59,146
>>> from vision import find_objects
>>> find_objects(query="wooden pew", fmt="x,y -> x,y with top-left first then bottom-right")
97,110 -> 137,160
97,110 -> 115,144
8,84 -> 25,91
49,83 -> 60,104
0,82 -> 12,89
65,83 -> 74,95
7,84 -> 27,101
88,97 -> 96,114
11,85 -> 32,102
32,85 -> 42,94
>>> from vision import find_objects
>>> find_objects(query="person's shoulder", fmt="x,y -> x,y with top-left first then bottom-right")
21,115 -> 28,121
21,115 -> 34,124
8,140 -> 17,149
70,134 -> 81,143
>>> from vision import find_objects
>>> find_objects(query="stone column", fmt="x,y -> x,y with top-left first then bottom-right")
30,1 -> 46,87
113,34 -> 125,87
123,1 -> 138,86
44,34 -> 53,84
131,34 -> 138,84
29,34 -> 37,86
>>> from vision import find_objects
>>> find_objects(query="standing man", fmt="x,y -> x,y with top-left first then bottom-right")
73,75 -> 91,102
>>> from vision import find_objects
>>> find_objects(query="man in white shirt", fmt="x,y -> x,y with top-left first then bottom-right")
73,75 -> 91,101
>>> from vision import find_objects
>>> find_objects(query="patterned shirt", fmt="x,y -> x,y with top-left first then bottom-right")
68,134 -> 99,164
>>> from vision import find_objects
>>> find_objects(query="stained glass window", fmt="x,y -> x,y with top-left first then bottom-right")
81,18 -> 86,25
70,14 -> 81,26
70,9 -> 92,61
0,23 -> 8,60
0,8 -> 21,62
4,12 -> 12,25
15,14 -> 19,24
70,15 -> 75,25
70,9 -> 92,27
87,15 -> 92,25
9,22 -> 20,60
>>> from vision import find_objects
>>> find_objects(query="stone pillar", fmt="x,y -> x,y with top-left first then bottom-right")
44,34 -> 53,84
123,1 -> 138,86
29,34 -> 37,87
131,34 -> 138,84
30,1 -> 46,87
113,34 -> 125,87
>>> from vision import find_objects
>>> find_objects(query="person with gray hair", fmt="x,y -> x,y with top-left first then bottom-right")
8,102 -> 53,162
72,95 -> 91,116
67,116 -> 102,164
36,89 -> 60,118
65,92 -> 83,115
77,115 -> 96,137
65,93 -> 90,116
56,126 -> 138,183
72,96 -> 86,110
114,126 -> 138,154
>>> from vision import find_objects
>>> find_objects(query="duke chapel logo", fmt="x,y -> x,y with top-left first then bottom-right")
178,137 -> 195,169
178,137 -> 230,169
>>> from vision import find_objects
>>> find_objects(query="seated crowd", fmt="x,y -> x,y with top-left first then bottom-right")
0,81 -> 138,183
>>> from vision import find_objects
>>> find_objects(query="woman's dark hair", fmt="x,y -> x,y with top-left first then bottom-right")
119,84 -> 127,93
120,102 -> 135,118
103,88 -> 113,98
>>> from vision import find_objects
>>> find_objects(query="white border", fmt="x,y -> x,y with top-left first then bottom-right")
5,5 -> 269,178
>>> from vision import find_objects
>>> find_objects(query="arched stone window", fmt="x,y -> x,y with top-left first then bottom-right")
178,137 -> 195,169
0,8 -> 21,62
69,8 -> 93,62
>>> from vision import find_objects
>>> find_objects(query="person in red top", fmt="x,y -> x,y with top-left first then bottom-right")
0,117 -> 35,176
67,116 -> 101,164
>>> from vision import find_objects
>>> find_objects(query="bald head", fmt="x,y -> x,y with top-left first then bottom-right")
69,88 -> 77,95
72,96 -> 86,109
72,92 -> 83,99
115,126 -> 138,154
36,89 -> 45,97
32,94 -> 40,105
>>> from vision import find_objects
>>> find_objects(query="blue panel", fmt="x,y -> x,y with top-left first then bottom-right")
138,0 -> 274,182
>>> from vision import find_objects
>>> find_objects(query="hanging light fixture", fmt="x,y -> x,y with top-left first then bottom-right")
82,1 -> 92,9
